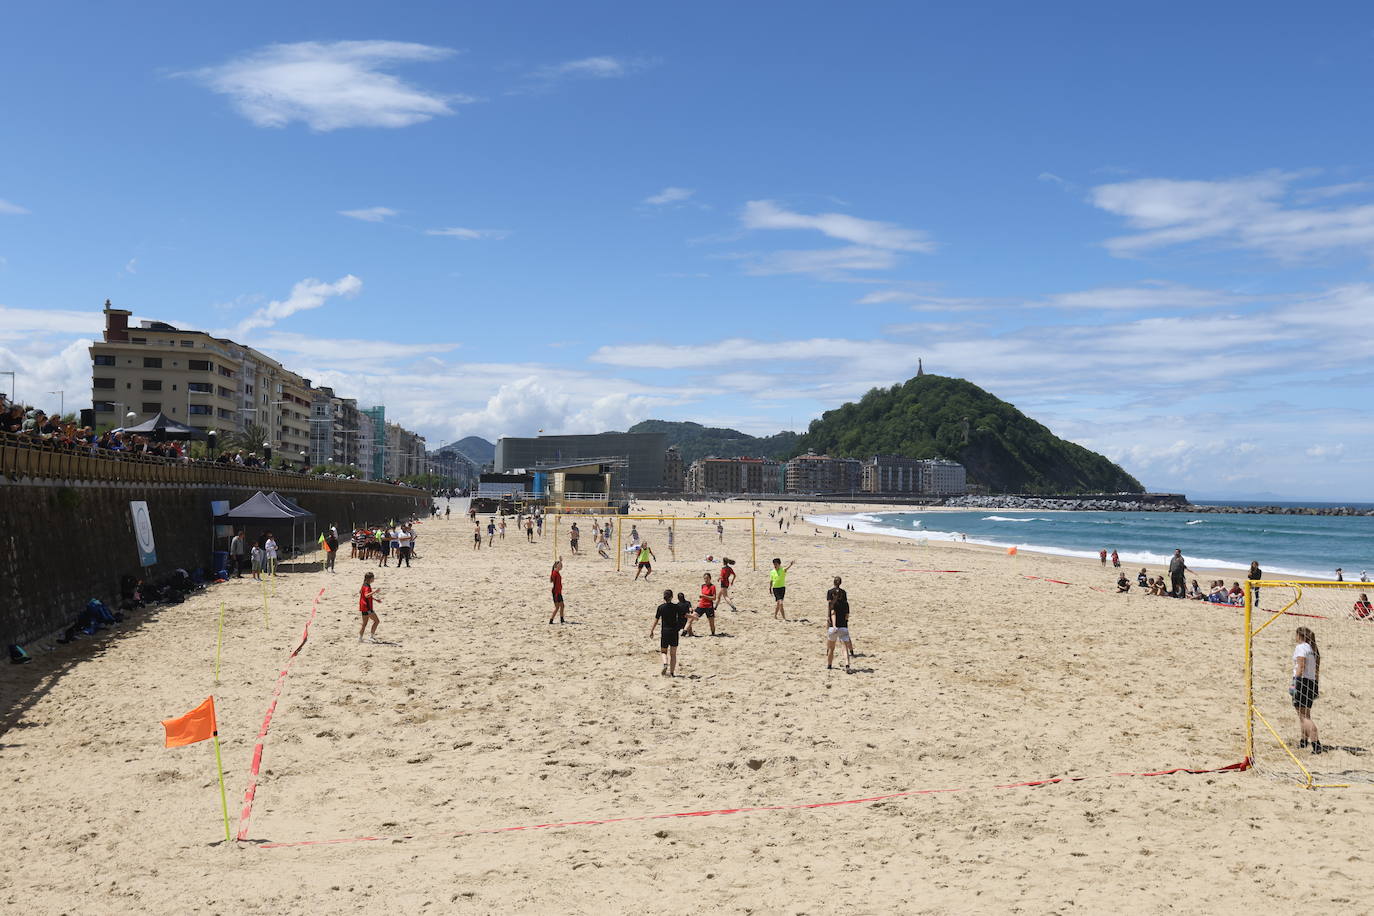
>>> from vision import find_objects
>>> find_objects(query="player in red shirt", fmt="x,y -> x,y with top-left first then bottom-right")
717,558 -> 738,612
683,572 -> 718,637
358,571 -> 381,642
549,558 -> 565,624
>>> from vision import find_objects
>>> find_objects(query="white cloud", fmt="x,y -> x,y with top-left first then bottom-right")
1091,171 -> 1374,260
741,200 -> 935,252
1306,444 -> 1346,459
425,227 -> 512,240
1037,172 -> 1067,185
123,258 -> 138,276
1041,282 -> 1251,310
339,206 -> 398,222
530,55 -> 647,82
742,246 -> 899,277
0,306 -> 102,338
856,290 -> 1001,311
644,187 -> 694,205
0,199 -> 29,215
187,40 -> 464,131
235,274 -> 362,334
254,332 -> 458,362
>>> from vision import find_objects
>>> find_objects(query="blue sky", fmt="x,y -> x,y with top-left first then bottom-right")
2,1 -> 1372,499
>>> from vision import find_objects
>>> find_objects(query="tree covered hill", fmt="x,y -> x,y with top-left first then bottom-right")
623,420 -> 801,466
794,374 -> 1143,494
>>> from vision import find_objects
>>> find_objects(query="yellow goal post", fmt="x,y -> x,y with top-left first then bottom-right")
1244,579 -> 1374,789
613,515 -> 757,571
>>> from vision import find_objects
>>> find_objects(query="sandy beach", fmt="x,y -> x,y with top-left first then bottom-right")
2,498 -> 1371,914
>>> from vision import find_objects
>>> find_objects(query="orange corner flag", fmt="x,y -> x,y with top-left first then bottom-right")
163,696 -> 217,748
1006,546 -> 1018,556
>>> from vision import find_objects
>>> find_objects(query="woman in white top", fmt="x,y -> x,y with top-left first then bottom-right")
1292,626 -> 1322,754
264,534 -> 279,576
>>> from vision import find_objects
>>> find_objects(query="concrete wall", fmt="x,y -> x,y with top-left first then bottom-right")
0,478 -> 427,649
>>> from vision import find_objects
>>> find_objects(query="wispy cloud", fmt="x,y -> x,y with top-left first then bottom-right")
644,187 -> 694,206
122,258 -> 138,276
339,206 -> 398,222
528,55 -> 651,83
741,200 -> 934,252
1091,170 -> 1374,260
255,331 -> 458,362
186,40 -> 466,131
425,227 -> 512,240
0,198 -> 30,215
741,246 -> 900,278
235,274 -> 362,334
1040,282 -> 1253,310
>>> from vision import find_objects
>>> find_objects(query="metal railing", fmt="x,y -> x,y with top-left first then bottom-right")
0,430 -> 425,495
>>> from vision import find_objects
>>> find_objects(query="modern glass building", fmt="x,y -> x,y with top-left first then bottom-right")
494,432 -> 669,493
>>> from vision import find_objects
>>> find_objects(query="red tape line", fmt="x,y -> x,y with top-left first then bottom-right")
898,569 -> 964,573
235,587 -> 325,842
255,760 -> 1248,849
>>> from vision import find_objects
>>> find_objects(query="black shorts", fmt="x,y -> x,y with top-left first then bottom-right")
772,586 -> 786,600
360,608 -> 375,616
552,592 -> 563,604
695,607 -> 715,619
638,561 -> 651,570
660,631 -> 679,649
1292,678 -> 1318,708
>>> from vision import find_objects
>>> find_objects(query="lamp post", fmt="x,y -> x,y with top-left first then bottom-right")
0,371 -> 14,403
48,390 -> 64,416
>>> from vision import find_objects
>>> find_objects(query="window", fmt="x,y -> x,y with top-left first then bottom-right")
217,386 -> 233,398
218,365 -> 235,378
218,408 -> 234,419
142,379 -> 162,391
244,384 -> 254,396
188,382 -> 212,394
143,357 -> 162,368
181,340 -> 194,348
93,354 -> 116,367
189,404 -> 212,416
131,337 -> 146,345
93,377 -> 115,389
142,402 -> 161,413
188,359 -> 212,371
95,402 -> 114,413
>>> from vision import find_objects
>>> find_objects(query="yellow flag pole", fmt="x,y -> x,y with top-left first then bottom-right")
215,602 -> 225,684
211,731 -> 231,843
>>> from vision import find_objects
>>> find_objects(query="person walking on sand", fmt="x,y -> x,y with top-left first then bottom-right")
324,528 -> 339,573
1111,549 -> 1120,568
684,572 -> 718,637
526,517 -> 535,542
1099,548 -> 1107,566
264,533 -> 279,576
716,520 -> 724,542
549,559 -> 565,624
569,522 -> 581,555
472,523 -> 482,551
634,542 -> 657,580
826,576 -> 855,670
650,588 -> 681,676
1292,626 -> 1322,754
717,558 -> 739,611
358,572 -> 381,642
770,557 -> 794,620
487,519 -> 497,547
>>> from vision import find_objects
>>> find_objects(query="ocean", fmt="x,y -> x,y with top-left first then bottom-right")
806,507 -> 1374,580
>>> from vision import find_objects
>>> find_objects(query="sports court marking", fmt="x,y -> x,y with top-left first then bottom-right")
252,761 -> 1248,849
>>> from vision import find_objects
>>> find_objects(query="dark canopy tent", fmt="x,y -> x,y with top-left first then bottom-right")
117,411 -> 206,440
265,492 -> 316,558
215,491 -> 311,571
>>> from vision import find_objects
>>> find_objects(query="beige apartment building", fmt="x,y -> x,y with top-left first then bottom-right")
89,302 -> 413,473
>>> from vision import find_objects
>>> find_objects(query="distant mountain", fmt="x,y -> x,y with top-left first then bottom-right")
624,420 -> 802,466
795,374 -> 1143,495
441,436 -> 495,465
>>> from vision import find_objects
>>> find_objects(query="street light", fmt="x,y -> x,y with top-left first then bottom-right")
48,390 -> 64,416
0,371 -> 14,403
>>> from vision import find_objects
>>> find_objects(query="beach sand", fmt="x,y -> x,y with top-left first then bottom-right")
2,498 -> 1371,914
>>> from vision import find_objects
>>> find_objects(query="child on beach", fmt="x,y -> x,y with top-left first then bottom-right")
549,559 -> 565,624
650,588 -> 681,677
717,558 -> 738,611
473,524 -> 482,551
358,572 -> 380,641
1111,550 -> 1120,568
826,576 -> 854,670
1292,627 -> 1322,753
526,517 -> 535,542
634,543 -> 656,580
251,543 -> 264,580
683,572 -> 717,637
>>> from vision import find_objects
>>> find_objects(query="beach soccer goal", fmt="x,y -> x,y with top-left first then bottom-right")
614,514 -> 757,571
1245,580 -> 1374,788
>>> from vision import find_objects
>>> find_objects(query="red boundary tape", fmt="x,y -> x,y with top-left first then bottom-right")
898,569 -> 964,573
235,587 -> 325,842
255,760 -> 1248,849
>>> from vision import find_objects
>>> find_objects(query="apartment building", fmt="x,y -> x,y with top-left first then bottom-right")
686,456 -> 783,494
90,302 -> 417,473
860,455 -> 968,496
783,453 -> 863,494
384,422 -> 427,480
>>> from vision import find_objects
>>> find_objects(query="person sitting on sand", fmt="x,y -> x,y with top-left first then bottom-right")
1228,582 -> 1244,604
1116,574 -> 1130,593
650,589 -> 681,677
1137,568 -> 1149,589
1187,579 -> 1203,600
1352,593 -> 1372,620
1208,581 -> 1226,603
684,572 -> 718,637
1151,578 -> 1168,597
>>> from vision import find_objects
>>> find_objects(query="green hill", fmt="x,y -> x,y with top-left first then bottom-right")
624,420 -> 801,466
794,374 -> 1143,494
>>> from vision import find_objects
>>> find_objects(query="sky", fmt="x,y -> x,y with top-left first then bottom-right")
1,1 -> 1372,500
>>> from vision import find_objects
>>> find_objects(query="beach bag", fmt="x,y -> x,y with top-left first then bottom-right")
8,644 -> 30,664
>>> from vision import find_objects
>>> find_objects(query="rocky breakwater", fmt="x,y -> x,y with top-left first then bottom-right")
945,495 -> 1374,517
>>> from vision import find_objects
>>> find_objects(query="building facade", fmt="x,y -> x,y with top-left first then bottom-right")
784,453 -> 863,494
662,446 -> 684,491
860,455 -> 968,496
686,457 -> 783,494
89,302 -> 419,473
494,432 -> 669,493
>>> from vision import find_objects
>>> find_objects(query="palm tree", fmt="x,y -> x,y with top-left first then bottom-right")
223,422 -> 269,456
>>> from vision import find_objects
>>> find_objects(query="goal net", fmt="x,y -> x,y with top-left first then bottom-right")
615,514 -> 757,571
1246,580 -> 1374,787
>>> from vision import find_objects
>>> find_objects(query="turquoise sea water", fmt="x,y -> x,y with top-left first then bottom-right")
808,508 -> 1374,579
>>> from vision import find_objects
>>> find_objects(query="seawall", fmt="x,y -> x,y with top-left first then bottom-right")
0,437 -> 429,649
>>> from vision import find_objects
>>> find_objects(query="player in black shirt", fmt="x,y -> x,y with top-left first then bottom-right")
826,576 -> 855,670
650,588 -> 681,677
